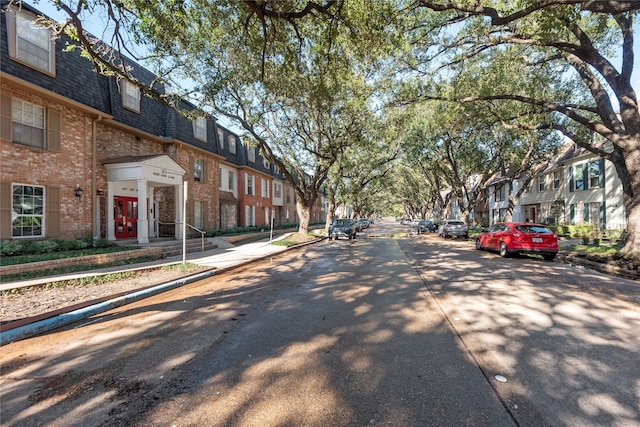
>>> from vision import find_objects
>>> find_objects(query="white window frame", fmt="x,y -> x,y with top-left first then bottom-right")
12,183 -> 45,238
248,146 -> 256,163
7,8 -> 56,75
217,129 -> 225,151
194,117 -> 206,142
12,99 -> 46,148
194,158 -> 204,182
246,205 -> 255,226
261,178 -> 269,198
229,135 -> 236,154
122,80 -> 140,112
194,201 -> 203,229
228,170 -> 235,192
538,175 -> 545,192
274,182 -> 282,198
575,164 -> 585,191
589,161 -> 601,188
553,171 -> 561,189
246,174 -> 254,195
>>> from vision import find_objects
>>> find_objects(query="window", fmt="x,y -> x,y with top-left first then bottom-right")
219,168 -> 222,189
228,171 -> 235,192
274,182 -> 282,198
248,146 -> 256,163
538,175 -> 545,192
194,117 -> 206,142
495,185 -> 505,202
589,160 -> 602,188
261,178 -> 269,198
194,159 -> 204,182
569,204 -> 576,224
12,184 -> 44,237
7,8 -> 55,75
245,205 -> 255,226
553,171 -> 560,189
122,80 -> 140,112
575,164 -> 585,190
263,157 -> 270,169
217,129 -> 224,151
274,165 -> 281,175
12,99 -> 45,148
228,135 -> 236,154
246,175 -> 254,195
194,201 -> 203,229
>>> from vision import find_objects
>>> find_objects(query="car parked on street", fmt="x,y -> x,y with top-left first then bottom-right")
438,220 -> 469,239
360,218 -> 371,229
329,218 -> 356,240
475,222 -> 558,260
418,220 -> 438,233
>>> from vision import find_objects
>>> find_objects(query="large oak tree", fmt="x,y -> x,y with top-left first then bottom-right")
409,0 -> 640,256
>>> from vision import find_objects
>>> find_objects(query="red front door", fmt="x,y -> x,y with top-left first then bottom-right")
114,196 -> 138,239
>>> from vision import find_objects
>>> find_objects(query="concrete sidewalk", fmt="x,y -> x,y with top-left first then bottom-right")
0,235 -> 297,293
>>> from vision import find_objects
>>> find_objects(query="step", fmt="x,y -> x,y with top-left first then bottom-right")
160,242 -> 218,258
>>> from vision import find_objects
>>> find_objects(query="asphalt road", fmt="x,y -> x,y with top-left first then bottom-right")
1,224 -> 639,426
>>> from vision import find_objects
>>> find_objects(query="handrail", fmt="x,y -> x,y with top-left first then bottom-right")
156,220 -> 206,252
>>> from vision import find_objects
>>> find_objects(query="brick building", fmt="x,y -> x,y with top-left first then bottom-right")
1,1 -> 323,244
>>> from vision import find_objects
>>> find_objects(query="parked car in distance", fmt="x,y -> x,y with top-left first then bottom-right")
475,222 -> 558,260
329,218 -> 356,240
409,219 -> 421,228
418,220 -> 437,233
438,220 -> 469,239
360,218 -> 371,229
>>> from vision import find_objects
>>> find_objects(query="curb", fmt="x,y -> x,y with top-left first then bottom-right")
0,270 -> 215,345
0,237 -> 324,346
556,253 -> 640,281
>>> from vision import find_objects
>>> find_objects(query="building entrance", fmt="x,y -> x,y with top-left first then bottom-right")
114,196 -> 138,239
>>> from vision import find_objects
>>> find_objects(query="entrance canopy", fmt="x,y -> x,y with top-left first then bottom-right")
103,154 -> 186,244
104,154 -> 185,186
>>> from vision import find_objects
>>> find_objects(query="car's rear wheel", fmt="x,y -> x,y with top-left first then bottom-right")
475,239 -> 483,250
499,242 -> 510,258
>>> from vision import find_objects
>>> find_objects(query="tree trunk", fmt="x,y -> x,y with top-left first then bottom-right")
296,199 -> 311,235
622,136 -> 640,257
325,198 -> 336,231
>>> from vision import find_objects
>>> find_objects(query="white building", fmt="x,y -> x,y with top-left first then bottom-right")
486,143 -> 626,231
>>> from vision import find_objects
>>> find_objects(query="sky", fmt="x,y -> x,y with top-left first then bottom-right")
30,1 -> 640,109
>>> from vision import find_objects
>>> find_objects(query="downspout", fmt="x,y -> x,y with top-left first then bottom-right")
92,115 -> 103,239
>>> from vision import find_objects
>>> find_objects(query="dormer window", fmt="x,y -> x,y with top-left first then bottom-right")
6,7 -> 56,75
194,117 -> 206,142
122,80 -> 140,112
228,135 -> 236,154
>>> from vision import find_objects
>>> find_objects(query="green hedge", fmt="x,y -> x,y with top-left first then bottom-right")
1,236 -> 112,257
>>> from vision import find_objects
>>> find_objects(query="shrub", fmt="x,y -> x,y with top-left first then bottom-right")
581,233 -> 590,245
34,240 -> 59,253
1,240 -> 24,256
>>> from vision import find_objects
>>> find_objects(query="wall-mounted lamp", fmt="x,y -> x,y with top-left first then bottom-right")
74,185 -> 84,202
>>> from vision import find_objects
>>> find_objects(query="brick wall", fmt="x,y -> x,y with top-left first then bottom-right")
1,84 -> 94,240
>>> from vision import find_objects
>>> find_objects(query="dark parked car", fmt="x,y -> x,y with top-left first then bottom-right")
418,220 -> 437,233
475,222 -> 558,260
360,218 -> 371,229
329,218 -> 356,240
438,220 -> 469,238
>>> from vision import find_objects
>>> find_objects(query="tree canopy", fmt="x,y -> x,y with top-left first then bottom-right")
40,0 -> 640,255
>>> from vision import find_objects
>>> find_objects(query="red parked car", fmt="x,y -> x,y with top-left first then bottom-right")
475,222 -> 558,260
